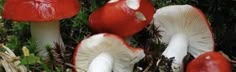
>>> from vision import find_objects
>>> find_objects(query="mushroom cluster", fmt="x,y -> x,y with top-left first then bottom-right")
1,0 -> 232,72
2,0 -> 155,72
2,0 -> 80,60
72,0 -> 155,72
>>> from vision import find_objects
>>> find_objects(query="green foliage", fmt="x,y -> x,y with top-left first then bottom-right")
25,38 -> 38,54
41,62 -> 51,72
4,22 -> 31,55
5,36 -> 20,50
0,24 -> 7,43
0,0 -> 4,14
20,54 -> 41,65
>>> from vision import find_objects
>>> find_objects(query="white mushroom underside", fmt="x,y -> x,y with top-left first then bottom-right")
74,33 -> 145,72
153,5 -> 214,58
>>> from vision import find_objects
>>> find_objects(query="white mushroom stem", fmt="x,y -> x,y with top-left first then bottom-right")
30,21 -> 64,60
161,34 -> 188,71
88,53 -> 113,72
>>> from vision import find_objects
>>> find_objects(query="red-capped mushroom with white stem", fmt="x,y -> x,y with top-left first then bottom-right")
153,5 -> 214,72
89,0 -> 155,38
2,0 -> 80,60
187,51 -> 232,72
72,33 -> 145,72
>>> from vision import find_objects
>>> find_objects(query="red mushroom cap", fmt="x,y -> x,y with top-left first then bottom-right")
3,0 -> 80,22
187,51 -> 232,72
89,0 -> 155,37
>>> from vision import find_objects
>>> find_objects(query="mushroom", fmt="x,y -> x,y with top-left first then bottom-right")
89,0 -> 155,37
72,33 -> 145,72
186,51 -> 232,72
2,0 -> 80,60
153,5 -> 214,71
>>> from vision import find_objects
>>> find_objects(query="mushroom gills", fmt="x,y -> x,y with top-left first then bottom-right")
73,33 -> 145,72
154,5 -> 214,72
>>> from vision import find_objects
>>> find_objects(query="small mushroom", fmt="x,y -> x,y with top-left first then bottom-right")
153,5 -> 214,71
89,0 -> 155,37
2,0 -> 80,60
72,33 -> 145,72
186,51 -> 232,72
